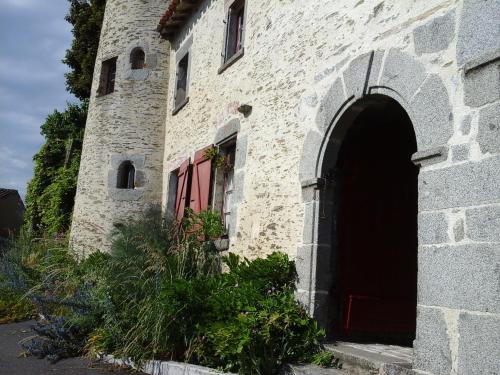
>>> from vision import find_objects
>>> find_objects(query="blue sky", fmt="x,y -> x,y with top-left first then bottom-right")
0,0 -> 75,200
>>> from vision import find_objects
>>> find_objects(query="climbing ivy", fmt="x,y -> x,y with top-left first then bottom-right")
24,0 -> 106,235
24,103 -> 87,234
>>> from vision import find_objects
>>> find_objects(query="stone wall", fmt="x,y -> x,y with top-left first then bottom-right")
71,0 -> 499,373
160,1 -> 499,374
413,1 -> 500,373
161,0 -> 464,259
70,0 -> 170,254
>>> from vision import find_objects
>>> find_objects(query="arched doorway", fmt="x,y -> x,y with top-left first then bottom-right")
324,95 -> 418,345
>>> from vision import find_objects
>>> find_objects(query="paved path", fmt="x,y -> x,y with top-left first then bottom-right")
0,320 -> 142,375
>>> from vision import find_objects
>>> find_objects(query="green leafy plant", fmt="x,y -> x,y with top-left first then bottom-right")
0,287 -> 34,324
203,147 -> 232,171
183,208 -> 226,241
2,211 -> 336,373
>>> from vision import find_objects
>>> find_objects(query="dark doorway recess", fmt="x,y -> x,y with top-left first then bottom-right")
325,96 -> 418,346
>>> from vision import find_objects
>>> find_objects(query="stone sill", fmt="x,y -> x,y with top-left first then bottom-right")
218,48 -> 245,74
172,97 -> 189,116
95,90 -> 116,99
213,238 -> 230,251
102,354 -> 235,375
463,50 -> 500,73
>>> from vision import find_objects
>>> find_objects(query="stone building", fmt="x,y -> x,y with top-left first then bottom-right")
71,0 -> 500,373
0,189 -> 25,240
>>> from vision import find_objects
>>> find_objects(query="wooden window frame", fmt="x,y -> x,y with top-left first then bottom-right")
211,137 -> 237,235
218,0 -> 246,74
172,36 -> 193,115
97,57 -> 117,96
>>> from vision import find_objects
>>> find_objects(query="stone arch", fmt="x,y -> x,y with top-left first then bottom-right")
297,48 -> 453,330
123,41 -> 157,80
130,47 -> 146,70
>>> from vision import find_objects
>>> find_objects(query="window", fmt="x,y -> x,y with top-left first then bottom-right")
171,148 -> 213,221
219,143 -> 236,233
98,57 -> 117,96
224,0 -> 245,62
170,143 -> 237,236
117,161 -> 135,189
208,139 -> 236,234
130,48 -> 145,70
174,53 -> 189,110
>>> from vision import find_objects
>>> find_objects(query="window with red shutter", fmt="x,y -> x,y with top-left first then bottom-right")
189,147 -> 214,213
175,159 -> 191,220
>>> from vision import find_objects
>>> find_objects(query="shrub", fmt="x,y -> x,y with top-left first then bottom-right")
1,210 -> 335,374
0,287 -> 34,324
183,253 -> 327,374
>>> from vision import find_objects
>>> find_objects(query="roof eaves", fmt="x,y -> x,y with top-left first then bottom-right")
157,0 -> 204,41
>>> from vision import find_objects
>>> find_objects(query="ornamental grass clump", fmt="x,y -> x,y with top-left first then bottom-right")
1,209 -> 336,374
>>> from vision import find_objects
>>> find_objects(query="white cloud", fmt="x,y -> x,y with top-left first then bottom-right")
0,0 -> 72,199
0,0 -> 38,8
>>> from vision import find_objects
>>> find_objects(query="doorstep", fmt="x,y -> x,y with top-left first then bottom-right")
325,342 -> 417,375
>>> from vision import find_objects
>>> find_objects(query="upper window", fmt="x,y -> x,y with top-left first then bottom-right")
117,161 -> 135,189
98,57 -> 117,96
130,48 -> 145,70
174,53 -> 189,111
224,0 -> 245,62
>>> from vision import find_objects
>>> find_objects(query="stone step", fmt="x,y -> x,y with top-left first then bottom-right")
283,364 -> 345,375
325,342 -> 416,375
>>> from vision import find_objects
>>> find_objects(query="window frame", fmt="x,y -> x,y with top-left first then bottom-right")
218,0 -> 247,74
172,36 -> 193,115
116,160 -> 135,189
130,47 -> 146,70
211,137 -> 237,235
98,57 -> 118,96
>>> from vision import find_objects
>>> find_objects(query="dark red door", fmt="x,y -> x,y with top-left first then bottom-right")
335,101 -> 418,342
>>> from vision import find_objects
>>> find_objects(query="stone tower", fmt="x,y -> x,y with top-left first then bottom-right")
70,0 -> 170,254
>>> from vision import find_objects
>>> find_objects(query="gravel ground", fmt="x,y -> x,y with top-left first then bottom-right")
0,320 -> 142,375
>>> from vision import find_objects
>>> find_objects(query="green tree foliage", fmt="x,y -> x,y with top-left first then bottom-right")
25,104 -> 87,234
63,0 -> 106,101
24,0 -> 106,235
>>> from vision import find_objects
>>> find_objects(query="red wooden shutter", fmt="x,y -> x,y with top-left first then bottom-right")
189,147 -> 213,213
175,159 -> 191,220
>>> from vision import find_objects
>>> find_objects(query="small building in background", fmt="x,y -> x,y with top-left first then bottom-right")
0,189 -> 25,240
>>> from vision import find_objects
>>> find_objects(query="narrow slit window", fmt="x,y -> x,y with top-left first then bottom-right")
175,53 -> 189,108
224,0 -> 245,62
98,57 -> 117,96
117,161 -> 135,189
130,48 -> 145,70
